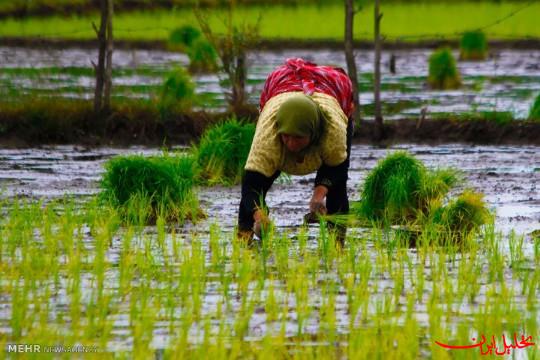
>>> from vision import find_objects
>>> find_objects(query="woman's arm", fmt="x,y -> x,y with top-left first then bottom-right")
238,170 -> 280,232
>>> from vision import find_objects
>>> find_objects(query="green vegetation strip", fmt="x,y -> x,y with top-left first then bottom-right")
1,2 -> 539,41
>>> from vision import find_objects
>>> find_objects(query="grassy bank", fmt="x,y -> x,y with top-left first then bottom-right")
0,2 -> 539,42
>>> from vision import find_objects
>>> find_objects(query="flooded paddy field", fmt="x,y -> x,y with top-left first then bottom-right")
1,46 -> 540,120
1,144 -> 538,234
0,144 -> 539,357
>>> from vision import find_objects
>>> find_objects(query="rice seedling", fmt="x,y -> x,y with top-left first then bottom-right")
427,48 -> 461,90
460,30 -> 488,61
100,153 -> 201,224
529,93 -> 540,121
194,117 -> 255,185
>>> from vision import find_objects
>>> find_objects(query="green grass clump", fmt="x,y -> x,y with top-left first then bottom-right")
432,190 -> 492,239
460,30 -> 488,60
194,118 -> 255,185
529,93 -> 540,121
100,153 -> 200,223
428,48 -> 461,90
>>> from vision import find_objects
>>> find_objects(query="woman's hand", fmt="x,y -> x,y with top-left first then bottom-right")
309,185 -> 328,215
253,209 -> 270,238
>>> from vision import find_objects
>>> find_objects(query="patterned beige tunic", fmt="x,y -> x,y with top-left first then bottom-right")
245,91 -> 348,177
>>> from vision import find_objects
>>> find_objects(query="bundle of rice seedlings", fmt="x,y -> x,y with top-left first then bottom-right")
428,48 -> 461,90
194,118 -> 255,185
100,153 -> 200,224
431,190 -> 492,241
159,67 -> 196,118
355,152 -> 461,225
357,151 -> 425,224
187,38 -> 218,73
169,25 -> 201,48
168,25 -> 218,73
418,168 -> 461,213
529,93 -> 540,121
460,30 -> 488,60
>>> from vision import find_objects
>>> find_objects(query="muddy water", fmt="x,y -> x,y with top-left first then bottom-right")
2,46 -> 540,119
0,144 -> 538,235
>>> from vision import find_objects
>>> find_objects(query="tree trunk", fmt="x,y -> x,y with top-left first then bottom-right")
344,0 -> 360,124
103,0 -> 114,113
93,0 -> 108,114
232,50 -> 246,113
374,0 -> 384,141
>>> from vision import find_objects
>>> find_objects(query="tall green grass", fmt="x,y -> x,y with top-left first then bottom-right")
194,118 -> 255,185
100,153 -> 200,223
428,48 -> 461,90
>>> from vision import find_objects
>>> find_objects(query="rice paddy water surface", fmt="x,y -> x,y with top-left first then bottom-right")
2,46 -> 540,120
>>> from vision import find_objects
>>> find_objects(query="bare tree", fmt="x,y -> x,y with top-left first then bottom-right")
93,0 -> 114,114
195,2 -> 260,116
344,0 -> 360,124
373,0 -> 383,140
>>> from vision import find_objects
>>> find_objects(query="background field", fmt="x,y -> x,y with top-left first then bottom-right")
0,2 -> 538,41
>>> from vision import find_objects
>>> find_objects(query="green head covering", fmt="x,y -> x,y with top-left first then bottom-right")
276,94 -> 324,145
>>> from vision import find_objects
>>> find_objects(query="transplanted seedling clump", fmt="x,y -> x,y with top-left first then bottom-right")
428,48 -> 461,90
460,30 -> 488,61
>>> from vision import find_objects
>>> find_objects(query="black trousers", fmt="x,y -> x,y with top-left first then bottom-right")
238,119 -> 353,232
